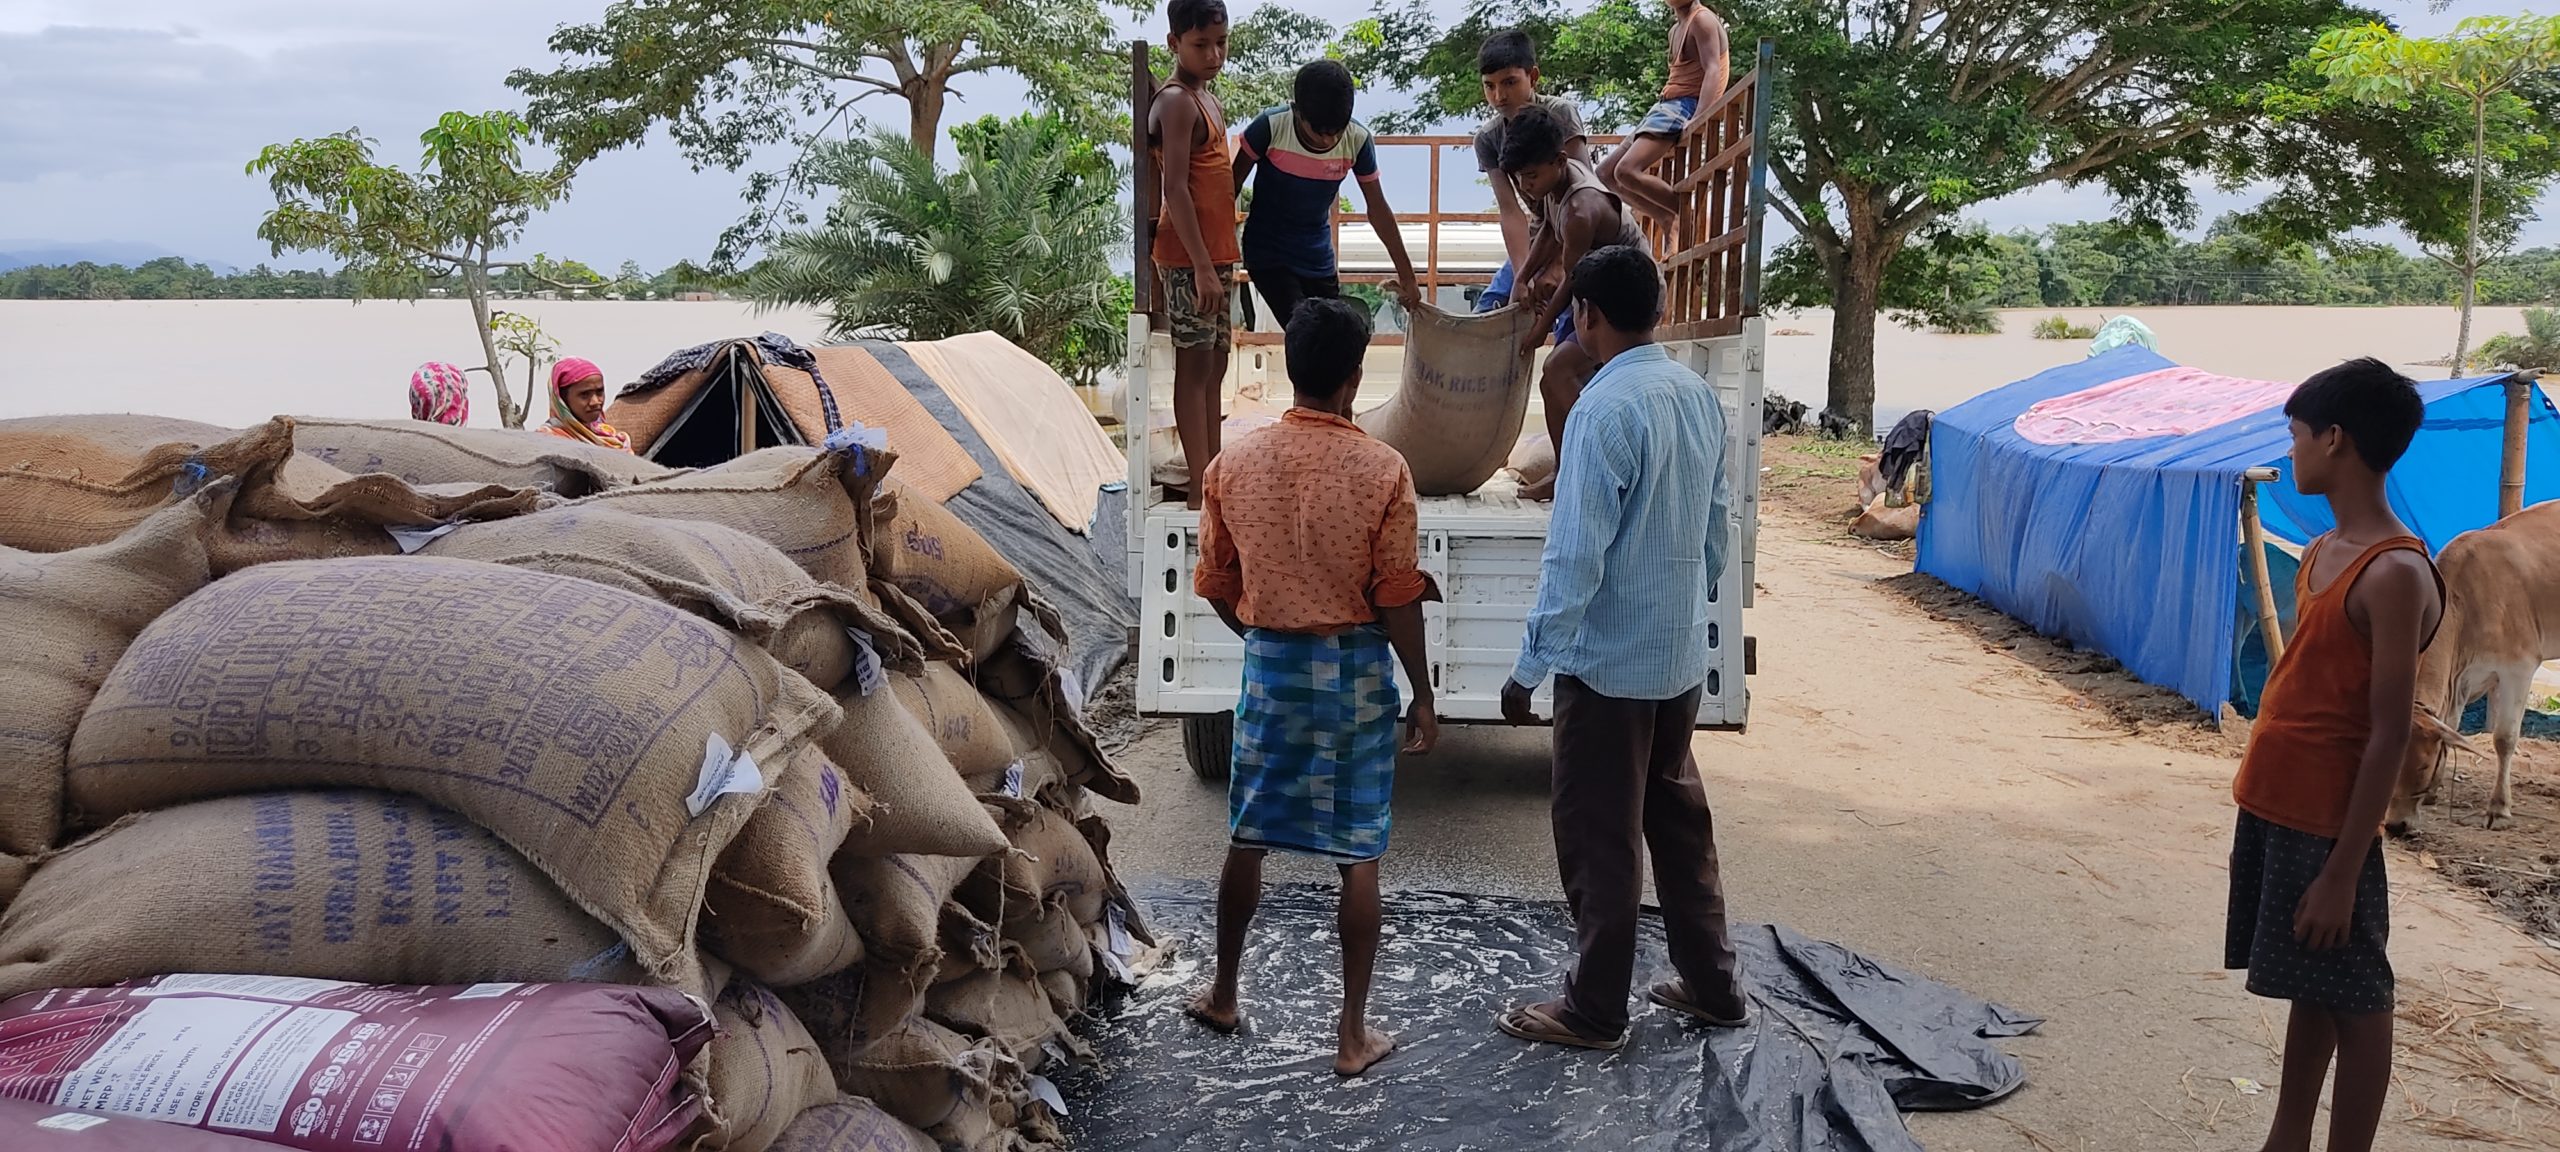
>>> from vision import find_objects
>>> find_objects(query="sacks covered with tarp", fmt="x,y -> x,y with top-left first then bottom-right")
0,977 -> 712,1152
64,556 -> 840,993
288,416 -> 675,494
873,479 -> 1027,664
1356,303 -> 1540,496
897,332 -> 1124,533
0,483 -> 226,861
0,791 -> 647,1000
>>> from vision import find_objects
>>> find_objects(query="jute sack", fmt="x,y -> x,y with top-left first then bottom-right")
824,679 -> 1008,859
0,481 -> 227,857
289,416 -> 675,495
769,1098 -> 939,1152
209,446 -> 543,574
0,790 -> 652,1001
772,954 -> 936,1076
0,415 -> 240,552
976,640 -> 1138,805
65,556 -> 840,992
1851,495 -> 1921,542
1508,431 -> 1556,487
580,444 -> 887,589
891,663 -> 1014,792
838,1017 -> 1010,1135
870,480 -> 1022,663
1354,301 -> 1541,496
833,853 -> 984,964
993,805 -> 1108,932
706,749 -> 870,987
1036,969 -> 1087,1022
697,981 -> 840,1152
923,970 -> 1082,1069
1006,905 -> 1094,978
421,506 -> 935,691
0,854 -> 27,909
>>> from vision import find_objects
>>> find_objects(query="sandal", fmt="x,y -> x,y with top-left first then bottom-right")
1648,980 -> 1751,1028
1496,1003 -> 1625,1051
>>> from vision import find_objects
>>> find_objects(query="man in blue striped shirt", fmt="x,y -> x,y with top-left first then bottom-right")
1496,244 -> 1746,1051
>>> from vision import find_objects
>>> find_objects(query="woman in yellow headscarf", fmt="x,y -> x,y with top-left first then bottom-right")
541,357 -> 633,452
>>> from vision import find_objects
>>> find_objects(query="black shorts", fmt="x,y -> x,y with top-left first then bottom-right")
2225,810 -> 2393,1013
1246,267 -> 1341,332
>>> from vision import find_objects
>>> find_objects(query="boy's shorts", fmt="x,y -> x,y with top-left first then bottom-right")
1552,308 -> 1577,346
2225,809 -> 2393,1013
1161,263 -> 1237,352
1634,95 -> 1701,140
1476,260 -> 1516,313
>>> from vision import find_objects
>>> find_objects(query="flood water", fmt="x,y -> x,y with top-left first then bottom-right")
0,299 -> 2517,430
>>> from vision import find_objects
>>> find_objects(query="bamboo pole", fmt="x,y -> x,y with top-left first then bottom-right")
2500,371 -> 2534,521
2242,466 -> 2286,665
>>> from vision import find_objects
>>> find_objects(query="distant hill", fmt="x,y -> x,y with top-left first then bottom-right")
0,242 -> 236,275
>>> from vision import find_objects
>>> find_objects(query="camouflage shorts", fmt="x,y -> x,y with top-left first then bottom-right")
1161,263 -> 1238,351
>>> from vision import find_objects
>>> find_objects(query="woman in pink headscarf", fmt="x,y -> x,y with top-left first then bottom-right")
541,357 -> 633,452
409,362 -> 471,426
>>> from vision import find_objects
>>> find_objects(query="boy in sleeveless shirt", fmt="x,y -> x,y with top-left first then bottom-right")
1499,104 -> 1652,501
2229,357 -> 2441,1152
1598,0 -> 1728,228
1150,0 -> 1239,509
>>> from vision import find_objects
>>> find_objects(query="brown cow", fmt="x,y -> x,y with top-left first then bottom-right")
2388,501 -> 2560,833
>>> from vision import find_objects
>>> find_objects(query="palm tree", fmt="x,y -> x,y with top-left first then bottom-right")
2479,307 -> 2560,374
751,116 -> 1129,384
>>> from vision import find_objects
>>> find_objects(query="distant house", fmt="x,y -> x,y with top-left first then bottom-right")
674,291 -> 718,302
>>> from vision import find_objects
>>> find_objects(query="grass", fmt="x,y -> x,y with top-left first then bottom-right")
2032,314 -> 2099,341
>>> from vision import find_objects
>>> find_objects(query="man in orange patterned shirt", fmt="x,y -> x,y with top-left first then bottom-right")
1184,296 -> 1439,1078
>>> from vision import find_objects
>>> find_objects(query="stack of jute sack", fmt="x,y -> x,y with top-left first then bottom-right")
0,414 -> 1148,1152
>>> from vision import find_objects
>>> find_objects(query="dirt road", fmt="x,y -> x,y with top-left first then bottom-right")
1098,492 -> 2560,1150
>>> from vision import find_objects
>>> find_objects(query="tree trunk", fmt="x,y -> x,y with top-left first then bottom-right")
465,261 -> 521,428
2456,96 -> 2487,371
1826,246 -> 1886,438
908,79 -> 947,157
2501,373 -> 2532,520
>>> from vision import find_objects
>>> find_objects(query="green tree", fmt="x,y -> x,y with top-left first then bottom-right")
749,115 -> 1129,385
507,0 -> 1146,266
2479,306 -> 2560,372
248,111 -> 598,428
2309,15 -> 2560,371
1351,0 -> 2413,433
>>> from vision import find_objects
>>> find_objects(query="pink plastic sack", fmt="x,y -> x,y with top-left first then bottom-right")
0,1095 -> 285,1149
0,976 -> 713,1152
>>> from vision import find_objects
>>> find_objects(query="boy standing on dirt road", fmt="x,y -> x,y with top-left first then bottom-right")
1598,0 -> 1728,228
2227,358 -> 2441,1152
1497,245 -> 1745,1052
1185,297 -> 1440,1079
1149,0 -> 1240,509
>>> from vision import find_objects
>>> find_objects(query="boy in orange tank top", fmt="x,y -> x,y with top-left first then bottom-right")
2228,358 -> 2441,1152
1150,0 -> 1240,509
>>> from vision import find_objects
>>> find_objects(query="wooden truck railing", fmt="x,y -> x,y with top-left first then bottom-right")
1131,38 -> 1771,344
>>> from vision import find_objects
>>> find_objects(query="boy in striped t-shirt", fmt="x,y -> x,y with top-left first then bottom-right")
1233,60 -> 1421,326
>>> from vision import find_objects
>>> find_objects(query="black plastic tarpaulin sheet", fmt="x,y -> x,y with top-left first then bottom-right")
1062,883 -> 2039,1151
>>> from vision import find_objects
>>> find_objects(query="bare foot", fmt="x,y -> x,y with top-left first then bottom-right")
1334,1025 -> 1397,1077
1519,477 -> 1555,501
1185,988 -> 1241,1035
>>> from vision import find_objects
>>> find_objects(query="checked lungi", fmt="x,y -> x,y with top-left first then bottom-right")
1228,626 -> 1401,862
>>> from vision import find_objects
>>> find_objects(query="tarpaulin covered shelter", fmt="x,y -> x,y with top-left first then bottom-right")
609,334 -> 1136,690
1920,346 -> 2560,714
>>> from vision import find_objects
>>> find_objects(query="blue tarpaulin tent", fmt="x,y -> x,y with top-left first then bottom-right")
1918,346 -> 2560,715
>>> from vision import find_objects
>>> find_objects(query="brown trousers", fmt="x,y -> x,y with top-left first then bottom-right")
1550,674 -> 1741,1039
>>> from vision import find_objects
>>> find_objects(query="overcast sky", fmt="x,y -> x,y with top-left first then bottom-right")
0,0 -> 2530,270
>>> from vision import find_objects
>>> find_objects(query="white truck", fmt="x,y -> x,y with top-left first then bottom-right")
1122,41 -> 1774,779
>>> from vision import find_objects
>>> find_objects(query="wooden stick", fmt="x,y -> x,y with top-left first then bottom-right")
2501,372 -> 2535,521
2242,473 -> 2286,666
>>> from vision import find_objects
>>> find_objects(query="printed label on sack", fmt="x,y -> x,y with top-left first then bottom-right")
450,983 -> 522,1001
34,1113 -> 110,1132
1099,901 -> 1136,983
135,975 -> 357,1003
1002,761 -> 1025,798
847,629 -> 885,697
687,734 -> 765,817
52,998 -> 355,1130
384,524 -> 461,554
1027,1075 -> 1070,1118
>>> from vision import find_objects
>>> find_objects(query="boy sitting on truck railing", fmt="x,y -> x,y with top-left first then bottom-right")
1501,105 -> 1651,501
1185,297 -> 1439,1078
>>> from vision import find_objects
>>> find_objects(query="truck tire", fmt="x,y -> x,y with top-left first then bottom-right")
1182,713 -> 1234,782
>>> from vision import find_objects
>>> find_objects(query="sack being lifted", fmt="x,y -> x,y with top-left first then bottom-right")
1355,302 -> 1541,497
